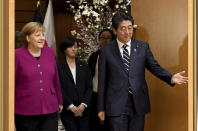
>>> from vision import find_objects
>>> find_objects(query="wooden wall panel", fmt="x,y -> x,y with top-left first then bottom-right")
15,0 -> 46,31
54,12 -> 75,60
132,0 -> 188,131
15,0 -> 46,11
15,11 -> 35,23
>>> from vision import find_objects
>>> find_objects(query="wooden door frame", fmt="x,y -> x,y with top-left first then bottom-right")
188,0 -> 197,130
0,0 -> 3,130
0,0 -> 15,131
0,0 -> 196,130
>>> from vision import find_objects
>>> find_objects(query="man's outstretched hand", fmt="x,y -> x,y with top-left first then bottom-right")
172,71 -> 188,85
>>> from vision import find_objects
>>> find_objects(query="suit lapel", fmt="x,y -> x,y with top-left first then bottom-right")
111,40 -> 127,75
129,39 -> 138,72
75,59 -> 81,87
62,59 -> 75,84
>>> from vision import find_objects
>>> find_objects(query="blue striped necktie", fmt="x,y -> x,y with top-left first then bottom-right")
122,44 -> 130,73
123,44 -> 134,94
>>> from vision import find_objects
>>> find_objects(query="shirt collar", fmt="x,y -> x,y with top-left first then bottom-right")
117,39 -> 131,49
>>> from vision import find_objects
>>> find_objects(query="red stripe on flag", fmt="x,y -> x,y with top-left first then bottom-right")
44,40 -> 48,46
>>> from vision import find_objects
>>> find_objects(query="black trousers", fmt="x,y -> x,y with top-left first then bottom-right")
109,94 -> 145,131
15,112 -> 58,131
90,92 -> 110,131
60,108 -> 90,131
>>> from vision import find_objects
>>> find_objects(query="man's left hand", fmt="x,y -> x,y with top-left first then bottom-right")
172,71 -> 188,85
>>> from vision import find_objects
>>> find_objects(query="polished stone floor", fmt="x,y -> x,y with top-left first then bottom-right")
58,118 -> 65,131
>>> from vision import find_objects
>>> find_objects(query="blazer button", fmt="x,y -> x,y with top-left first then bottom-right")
38,64 -> 40,67
40,88 -> 43,92
40,80 -> 43,83
40,72 -> 42,75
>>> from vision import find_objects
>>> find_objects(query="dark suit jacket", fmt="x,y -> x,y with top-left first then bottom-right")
88,50 -> 99,79
57,58 -> 92,108
98,39 -> 174,116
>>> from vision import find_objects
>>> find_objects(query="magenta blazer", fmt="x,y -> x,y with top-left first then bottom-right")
15,46 -> 63,115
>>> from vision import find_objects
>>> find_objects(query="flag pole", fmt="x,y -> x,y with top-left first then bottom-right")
37,0 -> 40,7
34,0 -> 43,23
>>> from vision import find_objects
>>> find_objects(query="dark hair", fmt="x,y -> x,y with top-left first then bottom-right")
98,29 -> 115,40
15,31 -> 24,48
112,11 -> 134,30
60,36 -> 79,54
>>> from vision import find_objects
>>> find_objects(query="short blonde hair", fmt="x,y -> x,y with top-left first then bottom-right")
20,22 -> 45,45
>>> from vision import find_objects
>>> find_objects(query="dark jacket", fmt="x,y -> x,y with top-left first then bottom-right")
88,50 -> 100,79
57,58 -> 92,108
98,39 -> 174,116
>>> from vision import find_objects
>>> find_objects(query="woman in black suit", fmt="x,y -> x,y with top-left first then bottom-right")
57,36 -> 92,131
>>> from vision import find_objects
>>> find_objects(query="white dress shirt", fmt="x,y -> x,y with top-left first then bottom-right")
117,39 -> 131,57
92,56 -> 99,93
68,64 -> 88,110
69,65 -> 76,84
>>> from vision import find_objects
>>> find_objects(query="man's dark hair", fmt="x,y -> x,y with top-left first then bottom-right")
112,11 -> 134,30
60,36 -> 79,54
98,29 -> 115,40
